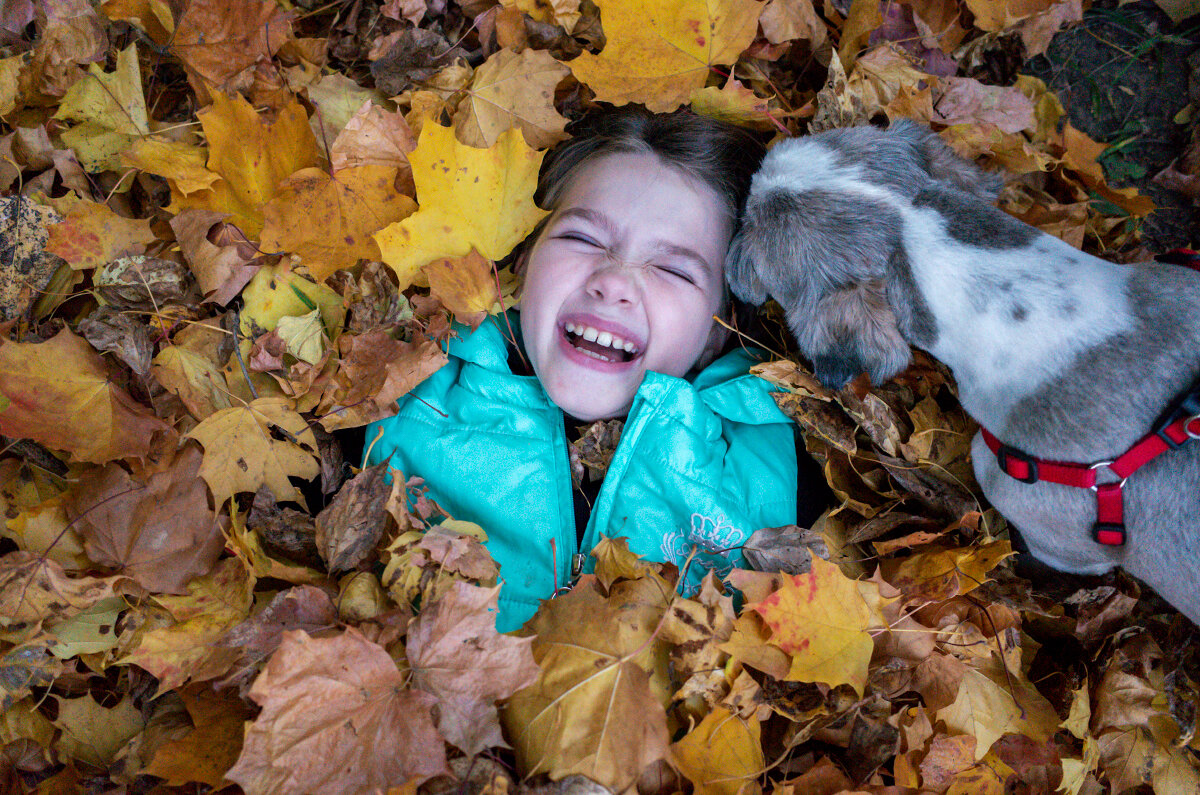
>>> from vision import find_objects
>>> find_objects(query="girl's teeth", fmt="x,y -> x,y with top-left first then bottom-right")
564,322 -> 640,355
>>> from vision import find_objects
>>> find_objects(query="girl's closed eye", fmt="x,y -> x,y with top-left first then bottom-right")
556,231 -> 602,247
655,263 -> 698,285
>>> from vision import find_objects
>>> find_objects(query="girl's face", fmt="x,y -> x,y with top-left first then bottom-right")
518,151 -> 731,421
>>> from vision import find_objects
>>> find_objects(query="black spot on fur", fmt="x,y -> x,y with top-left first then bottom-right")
1011,305 -> 1028,321
913,186 -> 1037,249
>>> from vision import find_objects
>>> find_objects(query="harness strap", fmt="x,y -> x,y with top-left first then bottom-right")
978,250 -> 1198,547
980,413 -> 1200,547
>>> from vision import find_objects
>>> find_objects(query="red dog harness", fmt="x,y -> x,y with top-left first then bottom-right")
981,249 -> 1200,547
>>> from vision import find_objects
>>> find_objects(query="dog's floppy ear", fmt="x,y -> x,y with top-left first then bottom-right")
808,278 -> 912,389
887,119 -> 1004,202
725,231 -> 768,305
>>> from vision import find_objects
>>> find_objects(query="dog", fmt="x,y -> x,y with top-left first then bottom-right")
727,120 -> 1200,624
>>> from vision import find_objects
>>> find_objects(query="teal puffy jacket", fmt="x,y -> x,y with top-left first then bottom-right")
364,315 -> 798,631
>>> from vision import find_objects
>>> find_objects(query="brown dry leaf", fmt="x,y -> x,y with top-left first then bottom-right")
185,397 -> 320,503
453,48 -> 571,149
330,100 -> 418,179
66,444 -> 226,594
260,166 -> 417,283
719,614 -> 792,682
503,580 -> 673,791
225,628 -> 448,793
171,0 -> 292,90
406,582 -> 539,755
759,0 -> 826,46
318,330 -> 448,430
567,0 -> 764,112
933,77 -> 1036,134
43,193 -> 156,271
671,706 -> 764,795
142,684 -> 255,788
169,210 -> 261,305
314,461 -> 392,572
886,540 -> 1014,603
0,326 -> 170,463
118,558 -> 254,694
214,584 -> 339,693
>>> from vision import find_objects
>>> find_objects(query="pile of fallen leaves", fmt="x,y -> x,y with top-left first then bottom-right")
1,0 -> 1198,792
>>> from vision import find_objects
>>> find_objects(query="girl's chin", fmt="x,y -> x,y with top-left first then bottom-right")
542,377 -> 636,422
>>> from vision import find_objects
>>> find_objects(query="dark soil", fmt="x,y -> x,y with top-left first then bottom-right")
1024,0 -> 1200,251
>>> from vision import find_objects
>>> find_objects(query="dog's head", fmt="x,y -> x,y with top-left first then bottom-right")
728,120 -> 1002,388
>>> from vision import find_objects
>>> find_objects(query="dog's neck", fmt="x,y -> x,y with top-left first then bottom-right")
895,206 -> 1135,429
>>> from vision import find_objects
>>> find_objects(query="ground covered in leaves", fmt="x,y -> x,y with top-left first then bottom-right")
0,0 -> 1199,793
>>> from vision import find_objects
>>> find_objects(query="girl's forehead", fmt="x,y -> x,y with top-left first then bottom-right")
557,151 -> 725,213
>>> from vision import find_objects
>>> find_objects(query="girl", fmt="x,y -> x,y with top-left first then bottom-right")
366,107 -> 827,631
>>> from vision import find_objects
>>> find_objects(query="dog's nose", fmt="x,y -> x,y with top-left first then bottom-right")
813,353 -> 863,390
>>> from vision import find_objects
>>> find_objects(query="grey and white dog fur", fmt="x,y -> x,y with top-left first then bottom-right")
728,120 -> 1200,624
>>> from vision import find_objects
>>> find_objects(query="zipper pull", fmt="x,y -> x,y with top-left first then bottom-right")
570,553 -> 586,583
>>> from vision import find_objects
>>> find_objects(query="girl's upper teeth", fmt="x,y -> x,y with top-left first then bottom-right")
565,322 -> 638,353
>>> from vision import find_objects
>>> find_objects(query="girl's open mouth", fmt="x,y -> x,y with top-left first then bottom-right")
562,321 -> 641,364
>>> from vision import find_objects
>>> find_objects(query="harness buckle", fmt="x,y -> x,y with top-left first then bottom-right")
996,444 -> 1038,483
1156,393 -> 1200,449
1092,523 -> 1126,546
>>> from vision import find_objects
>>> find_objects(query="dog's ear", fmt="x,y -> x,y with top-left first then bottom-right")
725,231 -> 768,305
807,279 -> 911,388
887,119 -> 1004,202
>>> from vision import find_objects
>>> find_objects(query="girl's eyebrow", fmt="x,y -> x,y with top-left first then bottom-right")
553,207 -> 716,275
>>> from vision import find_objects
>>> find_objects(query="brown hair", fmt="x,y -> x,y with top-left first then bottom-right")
534,105 -> 767,227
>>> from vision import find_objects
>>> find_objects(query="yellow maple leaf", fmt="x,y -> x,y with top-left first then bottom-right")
100,0 -> 177,46
185,397 -> 319,503
502,0 -> 583,30
260,166 -> 417,282
671,707 -> 764,795
425,250 -> 501,327
54,43 -> 149,171
690,76 -> 773,129
43,193 -> 157,270
937,656 -> 1060,760
502,580 -> 673,792
568,0 -> 763,112
752,556 -> 881,694
118,558 -> 253,696
452,48 -> 571,149
53,692 -> 144,768
374,122 -> 547,288
0,327 -> 169,463
172,91 -> 323,236
122,138 -> 221,195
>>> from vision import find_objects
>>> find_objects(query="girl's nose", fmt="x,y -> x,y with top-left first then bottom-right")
584,260 -> 638,305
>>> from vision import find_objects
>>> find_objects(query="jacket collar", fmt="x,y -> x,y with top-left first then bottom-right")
447,311 -> 789,426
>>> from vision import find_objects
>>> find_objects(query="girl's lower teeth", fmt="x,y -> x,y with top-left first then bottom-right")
582,348 -> 614,362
